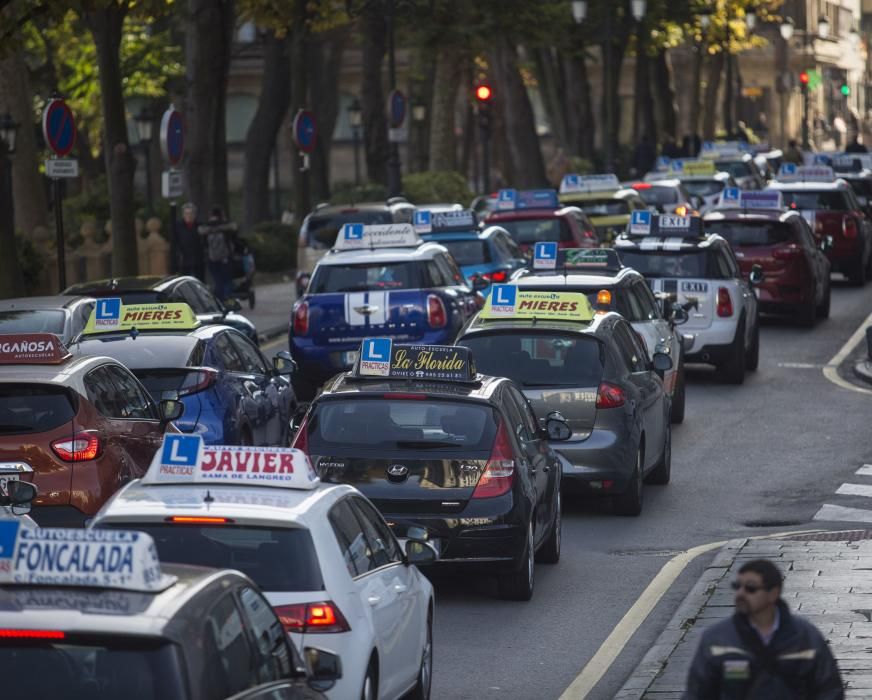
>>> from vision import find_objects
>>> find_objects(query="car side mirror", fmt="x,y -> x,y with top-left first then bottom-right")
653,352 -> 673,372
304,647 -> 343,692
749,264 -> 764,286
821,235 -> 834,252
273,351 -> 297,375
159,391 -> 185,425
670,303 -> 689,326
405,525 -> 438,564
2,480 -> 37,513
544,411 -> 572,441
221,297 -> 242,313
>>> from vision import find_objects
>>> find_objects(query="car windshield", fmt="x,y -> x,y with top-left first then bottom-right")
439,240 -> 490,266
459,332 -> 604,388
618,250 -> 715,278
307,398 -> 498,452
715,161 -> 753,179
779,190 -> 852,211
0,310 -> 66,336
578,199 -> 629,216
99,524 -> 323,592
498,218 -> 570,244
309,262 -> 424,293
637,187 -> 679,205
304,210 -> 393,249
845,178 -> 872,199
704,221 -> 794,247
0,384 -> 76,435
682,180 -> 725,197
0,636 -> 185,700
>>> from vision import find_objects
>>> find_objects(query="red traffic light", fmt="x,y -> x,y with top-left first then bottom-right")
475,85 -> 493,102
799,71 -> 809,85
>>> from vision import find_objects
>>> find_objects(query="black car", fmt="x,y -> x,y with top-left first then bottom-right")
291,342 -> 570,601
64,275 -> 258,343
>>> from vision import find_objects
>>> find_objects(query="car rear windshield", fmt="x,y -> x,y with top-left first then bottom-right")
779,190 -> 852,211
99,524 -> 324,593
704,221 -> 794,246
578,199 -> 629,216
0,636 -> 185,700
459,332 -> 604,388
439,240 -> 490,266
845,178 -> 872,199
0,310 -> 66,336
0,384 -> 75,435
134,369 -> 205,402
618,250 -> 719,278
637,187 -> 679,205
498,218 -> 571,244
307,398 -> 498,452
304,210 -> 394,249
309,261 -> 425,293
715,161 -> 753,179
682,180 -> 725,197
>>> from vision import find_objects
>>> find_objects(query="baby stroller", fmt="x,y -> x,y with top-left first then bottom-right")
231,238 -> 256,309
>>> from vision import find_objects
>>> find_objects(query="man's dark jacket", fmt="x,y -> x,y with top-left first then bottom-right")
684,600 -> 843,699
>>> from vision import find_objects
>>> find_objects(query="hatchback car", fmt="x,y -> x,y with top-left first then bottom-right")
628,180 -> 697,216
558,175 -> 648,243
0,295 -> 95,346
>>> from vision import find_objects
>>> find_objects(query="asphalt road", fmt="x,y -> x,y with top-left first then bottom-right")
418,277 -> 872,700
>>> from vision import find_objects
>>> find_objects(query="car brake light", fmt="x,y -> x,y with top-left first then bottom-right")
293,301 -> 309,335
596,382 -> 625,409
472,421 -> 515,499
584,229 -> 596,240
51,432 -> 101,462
815,219 -> 824,233
427,294 -> 447,329
773,244 -> 802,260
179,369 -> 218,396
0,629 -> 65,639
166,516 -> 233,524
274,601 -> 351,633
290,415 -> 309,453
843,216 -> 858,239
482,270 -> 507,283
717,287 -> 733,317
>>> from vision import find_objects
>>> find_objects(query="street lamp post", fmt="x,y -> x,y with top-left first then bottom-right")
784,14 -> 830,149
0,112 -> 19,235
348,98 -> 363,187
779,18 -> 795,148
411,100 -> 427,172
134,107 -> 154,217
385,0 -> 402,197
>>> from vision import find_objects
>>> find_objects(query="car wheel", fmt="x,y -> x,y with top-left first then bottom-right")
816,281 -> 831,319
361,659 -> 377,700
498,521 -> 535,601
614,447 -> 644,516
248,290 -> 256,310
646,424 -> 671,485
409,614 -> 433,700
797,296 -> 817,328
670,360 -> 686,424
849,257 -> 868,286
536,491 -> 561,564
745,318 -> 760,372
720,320 -> 746,385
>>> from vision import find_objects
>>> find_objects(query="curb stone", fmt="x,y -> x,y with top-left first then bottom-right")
853,359 -> 872,386
613,538 -> 749,700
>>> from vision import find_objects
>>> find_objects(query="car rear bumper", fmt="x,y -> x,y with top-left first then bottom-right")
29,505 -> 89,528
552,428 -> 636,493
682,319 -> 739,362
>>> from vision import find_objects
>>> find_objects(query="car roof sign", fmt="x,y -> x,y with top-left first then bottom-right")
0,333 -> 71,365
430,209 -> 477,232
533,241 -> 559,270
627,213 -> 703,238
668,159 -> 716,176
413,210 -> 432,233
833,154 -> 872,172
83,300 -> 200,335
0,521 -> 176,593
559,173 -> 620,194
353,338 -> 477,382
562,248 -> 623,271
655,156 -> 671,171
715,188 -> 784,210
333,223 -> 420,250
776,164 -> 836,182
700,140 -> 748,158
496,189 -> 518,210
481,287 -> 595,322
516,189 -> 560,209
141,434 -> 320,489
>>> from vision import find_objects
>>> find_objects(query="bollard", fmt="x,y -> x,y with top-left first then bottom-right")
866,326 -> 872,361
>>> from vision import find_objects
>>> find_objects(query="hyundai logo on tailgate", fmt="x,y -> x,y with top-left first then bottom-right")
387,464 -> 409,482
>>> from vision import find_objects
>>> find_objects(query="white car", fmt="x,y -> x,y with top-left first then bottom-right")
90,437 -> 436,700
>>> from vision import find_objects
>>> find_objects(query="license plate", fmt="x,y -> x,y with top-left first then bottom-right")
342,351 -> 359,366
0,474 -> 19,495
681,281 -> 708,293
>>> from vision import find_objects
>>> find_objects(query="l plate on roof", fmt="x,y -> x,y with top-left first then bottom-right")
353,338 -> 477,382
83,300 -> 200,335
559,173 -> 620,194
333,223 -> 421,250
482,287 -> 595,322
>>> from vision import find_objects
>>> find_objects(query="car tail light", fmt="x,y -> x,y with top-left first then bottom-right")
166,516 -> 233,524
583,229 -> 596,240
0,629 -> 65,640
596,382 -> 625,409
843,216 -> 858,239
716,287 -> 733,317
179,369 -> 218,396
427,294 -> 447,329
815,219 -> 824,234
773,244 -> 802,260
290,415 -> 309,453
481,270 -> 507,283
293,301 -> 309,335
274,601 -> 351,633
472,421 -> 515,499
51,432 -> 101,462
674,205 -> 689,216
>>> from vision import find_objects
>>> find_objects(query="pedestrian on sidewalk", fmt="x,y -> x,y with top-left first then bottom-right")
684,558 -> 843,700
199,206 -> 238,303
174,203 -> 205,280
783,140 -> 804,165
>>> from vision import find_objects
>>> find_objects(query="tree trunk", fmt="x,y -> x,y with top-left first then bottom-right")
533,47 -> 569,151
702,51 -> 725,140
242,31 -> 290,230
0,148 -> 23,297
652,49 -> 677,141
86,5 -> 138,276
562,52 -> 595,159
360,5 -> 388,185
0,45 -> 48,239
688,42 -> 704,139
489,39 -> 547,187
409,47 -> 437,173
601,35 -> 628,169
428,46 -> 463,172
185,0 -> 234,217
633,28 -> 657,145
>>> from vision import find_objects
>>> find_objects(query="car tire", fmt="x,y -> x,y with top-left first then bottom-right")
361,659 -> 378,700
498,522 -> 535,601
745,318 -> 760,372
646,425 -> 671,485
670,360 -> 686,424
797,296 -> 817,328
536,491 -> 561,564
816,281 -> 831,319
720,320 -> 746,385
409,614 -> 433,700
849,257 -> 868,286
248,291 -> 256,310
614,447 -> 644,516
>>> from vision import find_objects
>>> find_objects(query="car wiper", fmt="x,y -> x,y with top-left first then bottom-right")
0,425 -> 33,433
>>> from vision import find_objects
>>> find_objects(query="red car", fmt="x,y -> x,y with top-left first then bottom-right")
0,333 -> 181,526
767,179 -> 872,285
704,208 -> 831,326
484,189 -> 597,252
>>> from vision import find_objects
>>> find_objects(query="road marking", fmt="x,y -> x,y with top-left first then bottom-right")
822,309 -> 872,396
559,528 -> 825,700
857,465 -> 872,477
778,362 -> 824,369
814,503 -> 872,524
836,483 -> 872,498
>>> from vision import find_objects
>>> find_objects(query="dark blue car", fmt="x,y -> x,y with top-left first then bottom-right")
73,324 -> 298,446
421,225 -> 527,290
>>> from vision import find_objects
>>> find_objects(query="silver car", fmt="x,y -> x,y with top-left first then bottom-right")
0,295 -> 95,346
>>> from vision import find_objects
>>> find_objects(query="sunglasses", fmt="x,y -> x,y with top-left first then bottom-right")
731,581 -> 773,594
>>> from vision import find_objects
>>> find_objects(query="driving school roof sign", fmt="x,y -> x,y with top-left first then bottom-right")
559,173 -> 620,194
84,300 -> 200,334
143,434 -> 319,489
627,213 -> 704,238
0,333 -> 71,365
414,209 -> 477,233
482,287 -> 595,322
355,338 -> 477,382
668,159 -> 716,177
776,164 -> 836,183
716,188 -> 784,210
334,223 -> 420,250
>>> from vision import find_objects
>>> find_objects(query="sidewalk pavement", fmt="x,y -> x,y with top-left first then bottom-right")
238,277 -> 295,343
855,359 -> 872,387
617,533 -> 872,699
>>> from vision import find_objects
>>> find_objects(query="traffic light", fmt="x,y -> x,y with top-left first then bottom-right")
841,83 -> 851,97
475,85 -> 493,103
475,84 -> 493,131
799,71 -> 809,94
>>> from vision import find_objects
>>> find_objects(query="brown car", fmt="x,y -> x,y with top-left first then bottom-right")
0,333 -> 181,526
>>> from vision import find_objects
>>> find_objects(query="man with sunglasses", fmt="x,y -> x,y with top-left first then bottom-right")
685,558 -> 843,699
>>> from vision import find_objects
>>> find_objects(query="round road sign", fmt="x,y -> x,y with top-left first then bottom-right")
293,110 -> 317,154
387,89 -> 406,129
160,107 -> 185,166
42,98 -> 77,157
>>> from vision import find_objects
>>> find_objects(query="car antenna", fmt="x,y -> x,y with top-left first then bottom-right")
203,490 -> 214,504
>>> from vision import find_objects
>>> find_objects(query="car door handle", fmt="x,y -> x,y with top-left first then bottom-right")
367,595 -> 381,606
393,583 -> 408,593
